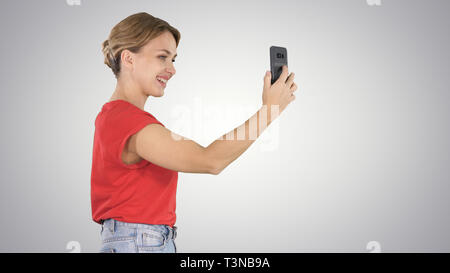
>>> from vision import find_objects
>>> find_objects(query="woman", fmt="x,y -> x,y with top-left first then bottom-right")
91,12 -> 298,253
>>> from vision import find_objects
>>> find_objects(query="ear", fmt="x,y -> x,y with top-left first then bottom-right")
120,49 -> 135,71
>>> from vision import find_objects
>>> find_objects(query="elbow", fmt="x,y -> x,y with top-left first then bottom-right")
208,159 -> 223,175
204,149 -> 223,175
209,168 -> 219,175
209,165 -> 222,175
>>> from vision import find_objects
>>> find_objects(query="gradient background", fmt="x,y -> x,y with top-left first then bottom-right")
0,0 -> 449,253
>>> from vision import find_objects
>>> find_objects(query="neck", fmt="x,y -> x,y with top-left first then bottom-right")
110,77 -> 148,111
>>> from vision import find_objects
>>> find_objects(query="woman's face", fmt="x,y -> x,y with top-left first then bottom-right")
125,31 -> 177,97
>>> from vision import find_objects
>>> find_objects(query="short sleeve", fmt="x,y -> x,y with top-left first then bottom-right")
100,104 -> 164,169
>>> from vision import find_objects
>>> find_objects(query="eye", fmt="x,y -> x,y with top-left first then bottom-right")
159,55 -> 176,63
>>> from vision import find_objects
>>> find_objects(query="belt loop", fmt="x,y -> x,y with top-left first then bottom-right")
172,226 -> 177,239
110,219 -> 115,234
166,226 -> 172,240
166,226 -> 171,240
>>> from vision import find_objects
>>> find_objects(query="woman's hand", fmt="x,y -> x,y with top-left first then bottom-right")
262,65 -> 298,114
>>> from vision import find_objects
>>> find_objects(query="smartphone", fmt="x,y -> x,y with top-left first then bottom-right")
270,46 -> 288,85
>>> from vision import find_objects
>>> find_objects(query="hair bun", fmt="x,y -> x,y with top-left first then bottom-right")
102,39 -> 116,69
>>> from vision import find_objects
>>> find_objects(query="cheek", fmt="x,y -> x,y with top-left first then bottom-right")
135,63 -> 155,84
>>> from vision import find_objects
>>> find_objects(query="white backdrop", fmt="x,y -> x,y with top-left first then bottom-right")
0,0 -> 449,252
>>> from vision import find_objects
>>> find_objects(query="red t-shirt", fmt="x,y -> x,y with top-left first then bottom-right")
90,100 -> 178,227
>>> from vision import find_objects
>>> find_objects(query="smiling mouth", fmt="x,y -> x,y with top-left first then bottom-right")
157,78 -> 166,87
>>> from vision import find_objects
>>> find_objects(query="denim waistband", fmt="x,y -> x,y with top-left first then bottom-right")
102,218 -> 177,240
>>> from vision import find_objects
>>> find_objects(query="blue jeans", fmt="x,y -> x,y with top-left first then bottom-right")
99,218 -> 178,253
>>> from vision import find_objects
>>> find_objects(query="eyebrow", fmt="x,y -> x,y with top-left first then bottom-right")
157,49 -> 177,58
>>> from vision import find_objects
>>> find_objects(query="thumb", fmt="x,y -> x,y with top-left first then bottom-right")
264,71 -> 271,88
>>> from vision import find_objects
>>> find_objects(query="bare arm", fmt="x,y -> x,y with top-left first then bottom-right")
132,66 -> 297,175
133,124 -> 215,174
205,104 -> 279,174
206,65 -> 297,174
131,105 -> 277,175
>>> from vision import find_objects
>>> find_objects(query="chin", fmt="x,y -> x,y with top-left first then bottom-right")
155,88 -> 164,97
148,85 -> 164,97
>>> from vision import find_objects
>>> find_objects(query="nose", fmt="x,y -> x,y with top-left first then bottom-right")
167,62 -> 176,76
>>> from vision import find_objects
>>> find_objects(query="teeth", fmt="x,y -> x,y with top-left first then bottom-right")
157,77 -> 167,83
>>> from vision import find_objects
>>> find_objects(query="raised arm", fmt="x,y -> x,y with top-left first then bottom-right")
131,65 -> 297,175
206,65 -> 297,174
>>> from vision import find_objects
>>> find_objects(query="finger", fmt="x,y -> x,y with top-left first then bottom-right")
290,82 -> 298,92
286,72 -> 295,86
264,70 -> 271,88
278,65 -> 289,84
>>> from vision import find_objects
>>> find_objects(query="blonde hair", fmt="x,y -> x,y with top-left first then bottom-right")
101,12 -> 181,79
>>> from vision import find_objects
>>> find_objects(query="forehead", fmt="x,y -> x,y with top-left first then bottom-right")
142,32 -> 177,55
